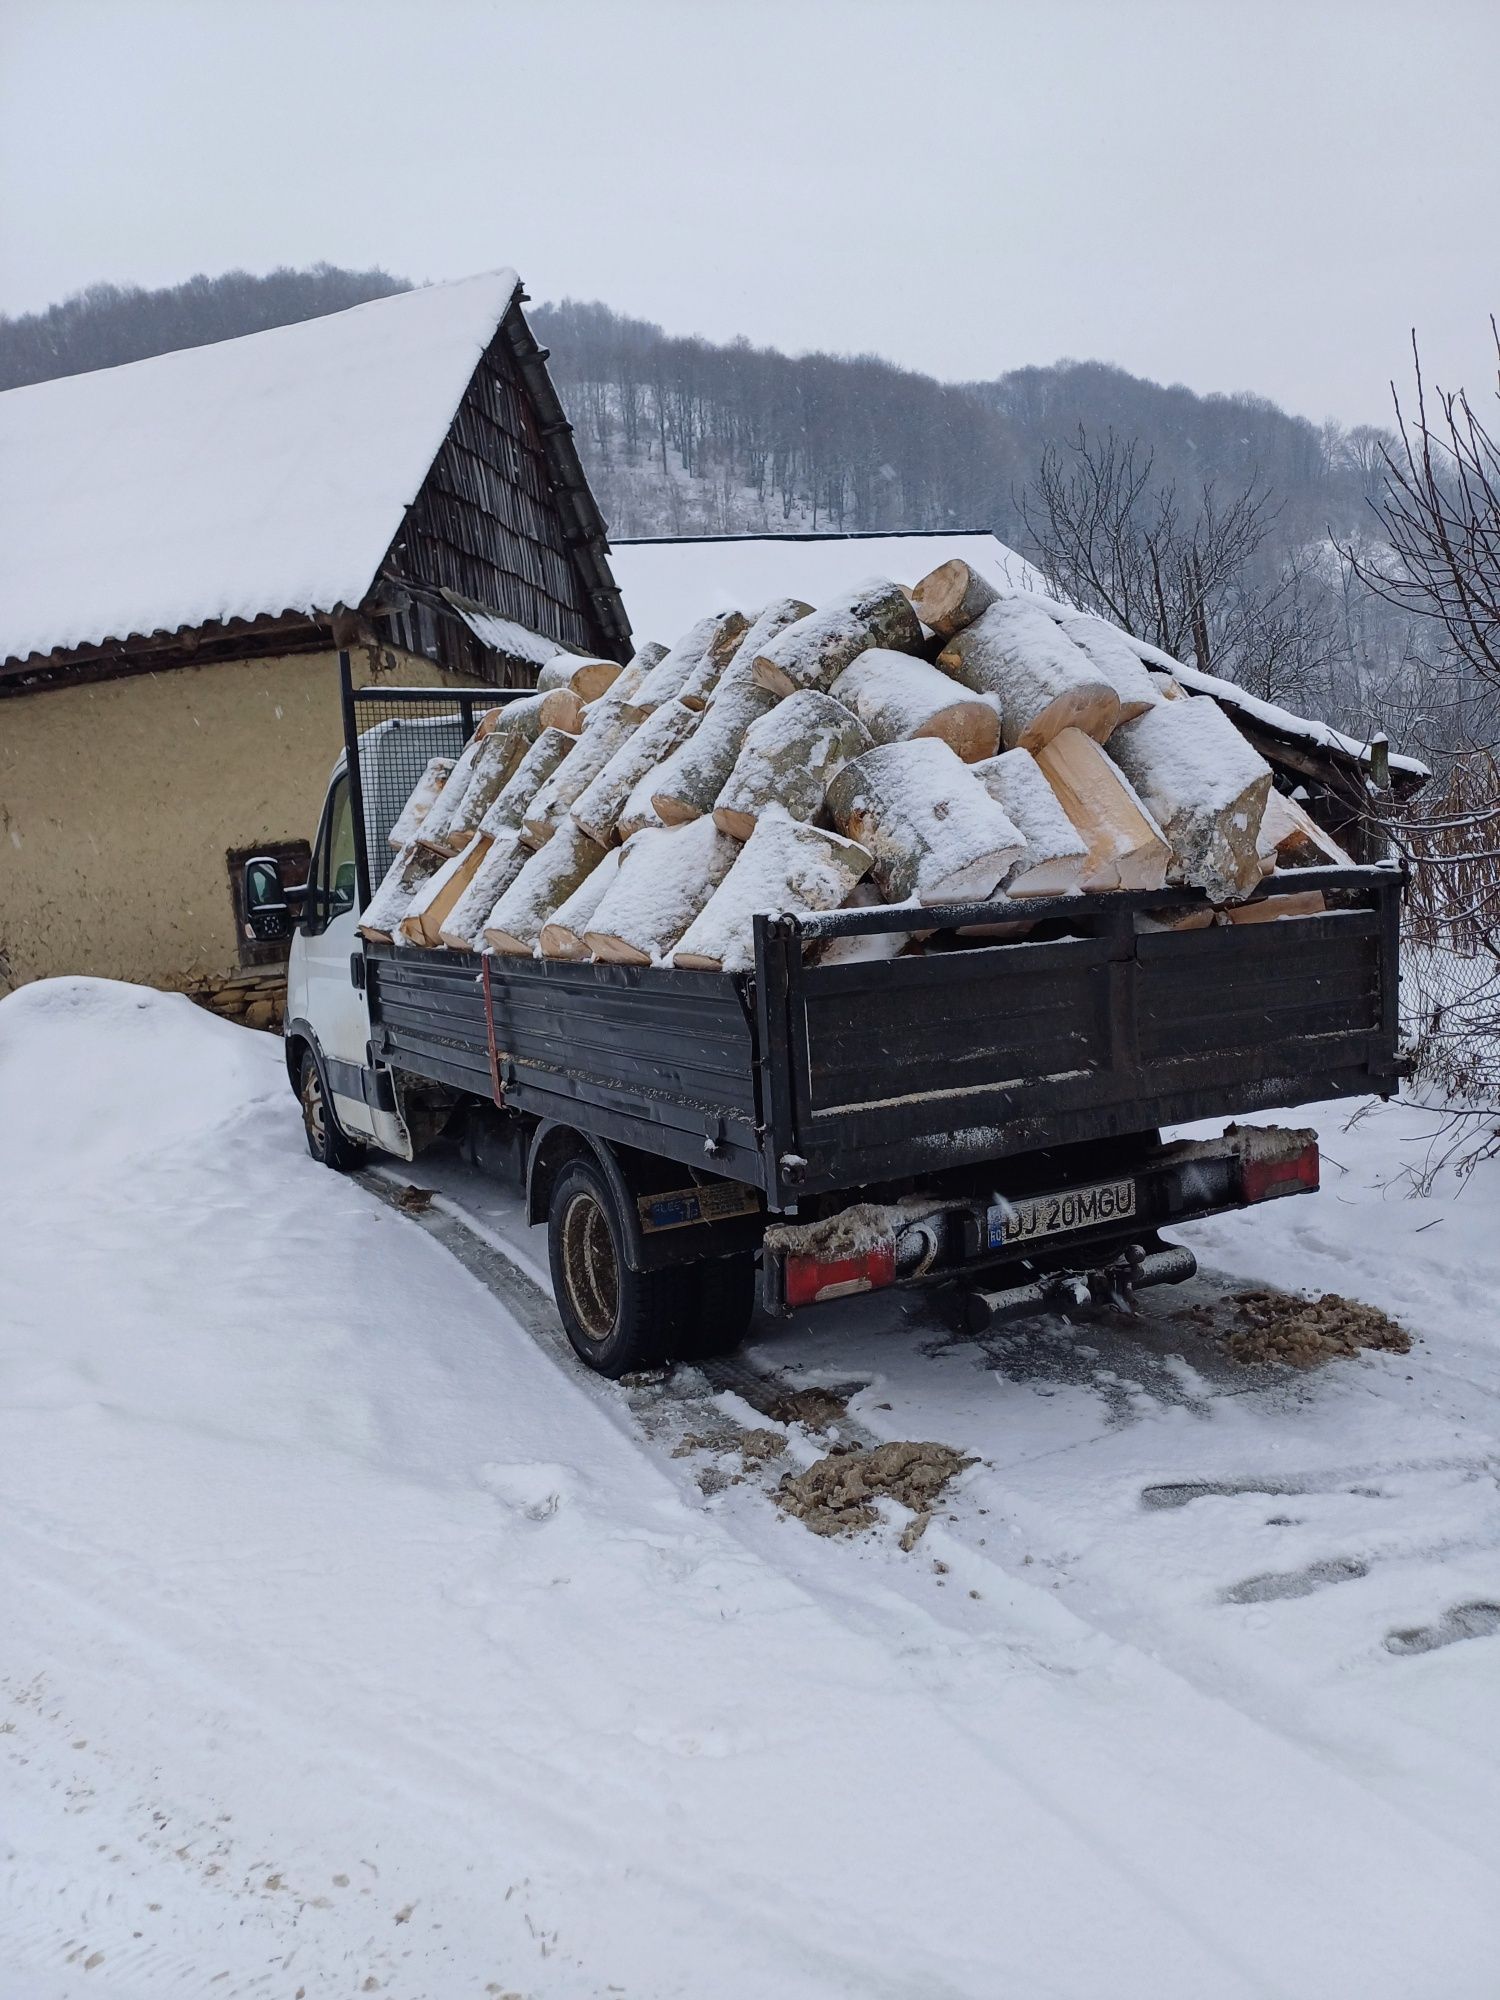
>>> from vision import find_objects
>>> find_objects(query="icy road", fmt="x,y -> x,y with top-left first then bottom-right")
2,979 -> 1498,1999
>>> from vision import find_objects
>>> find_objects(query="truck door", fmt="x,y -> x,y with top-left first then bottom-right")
294,768 -> 378,1139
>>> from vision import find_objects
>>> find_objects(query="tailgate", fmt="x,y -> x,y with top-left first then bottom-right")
756,866 -> 1401,1204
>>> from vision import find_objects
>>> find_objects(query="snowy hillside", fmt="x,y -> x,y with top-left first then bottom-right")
3,980 -> 1499,1997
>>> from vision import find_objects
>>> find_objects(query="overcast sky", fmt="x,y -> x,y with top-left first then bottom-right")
3,0 -> 1496,426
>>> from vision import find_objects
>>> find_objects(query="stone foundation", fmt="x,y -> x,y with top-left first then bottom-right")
181,969 -> 288,1033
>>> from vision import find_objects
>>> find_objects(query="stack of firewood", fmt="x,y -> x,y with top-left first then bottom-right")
358,559 -> 1351,973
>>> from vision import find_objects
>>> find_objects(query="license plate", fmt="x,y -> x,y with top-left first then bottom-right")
988,1177 -> 1137,1249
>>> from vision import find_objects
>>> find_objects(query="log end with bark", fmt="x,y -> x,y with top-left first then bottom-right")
751,578 -> 923,697
482,821 -> 608,955
582,817 -> 740,965
1107,695 -> 1273,903
671,813 -> 873,972
937,598 -> 1123,751
909,558 -> 1001,639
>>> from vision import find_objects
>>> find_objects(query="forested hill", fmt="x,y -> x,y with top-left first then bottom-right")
0,265 -> 1389,552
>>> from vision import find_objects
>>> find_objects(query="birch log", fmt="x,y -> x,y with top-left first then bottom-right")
438,832 -> 529,949
420,727 -> 529,852
677,598 -> 812,708
629,611 -> 749,714
538,687 -> 586,735
536,653 -> 622,701
938,598 -> 1122,750
971,748 -> 1089,895
825,737 -> 1025,903
672,815 -> 873,973
751,578 -> 922,696
829,648 -> 1000,763
712,691 -> 872,841
1032,729 -> 1172,891
358,840 -> 445,941
521,692 -> 638,842
649,678 -> 780,824
583,818 -> 740,965
477,727 -> 576,838
399,834 -> 494,947
482,821 -> 609,955
570,698 -> 700,847
909,558 -> 1001,639
538,848 -> 622,959
387,757 -> 453,851
1107,695 -> 1272,903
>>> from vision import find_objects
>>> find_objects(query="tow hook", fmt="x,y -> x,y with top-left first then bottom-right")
963,1244 -> 1198,1333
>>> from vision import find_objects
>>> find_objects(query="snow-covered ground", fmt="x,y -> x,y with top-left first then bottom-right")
3,979 -> 1498,1999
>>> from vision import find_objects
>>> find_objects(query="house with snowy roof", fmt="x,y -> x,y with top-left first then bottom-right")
0,271 -> 630,1019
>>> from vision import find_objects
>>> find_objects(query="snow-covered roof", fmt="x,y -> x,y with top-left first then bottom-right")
0,270 -> 522,668
611,531 -> 1046,645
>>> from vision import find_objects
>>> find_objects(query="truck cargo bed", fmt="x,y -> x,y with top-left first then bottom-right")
366,862 -> 1401,1210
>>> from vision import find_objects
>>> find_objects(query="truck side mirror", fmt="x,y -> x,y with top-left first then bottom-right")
242,854 -> 306,942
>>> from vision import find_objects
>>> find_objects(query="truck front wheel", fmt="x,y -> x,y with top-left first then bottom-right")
548,1157 -> 722,1377
299,1050 -> 365,1173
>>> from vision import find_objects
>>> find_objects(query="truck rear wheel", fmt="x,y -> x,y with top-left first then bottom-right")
548,1157 -> 722,1377
299,1050 -> 365,1173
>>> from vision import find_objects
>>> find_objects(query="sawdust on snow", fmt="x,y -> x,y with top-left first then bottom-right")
1222,1288 -> 1411,1368
776,1441 -> 976,1545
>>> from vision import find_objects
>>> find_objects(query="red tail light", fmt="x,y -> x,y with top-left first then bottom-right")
783,1240 -> 897,1308
1242,1140 -> 1320,1204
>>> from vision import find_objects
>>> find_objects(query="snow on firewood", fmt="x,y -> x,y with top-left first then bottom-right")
825,737 -> 1025,904
482,820 -> 609,955
1108,694 -> 1273,904
539,847 -> 623,959
584,817 -> 741,965
629,610 -> 749,714
1034,600 -> 1162,720
571,698 -> 700,847
536,653 -> 622,702
909,557 -> 1001,639
477,726 -> 576,838
386,756 -> 454,851
750,577 -> 922,697
438,831 -> 529,949
521,690 -> 639,841
938,597 -> 1122,750
357,839 -> 445,941
971,748 -> 1089,896
1033,730 -> 1172,892
713,690 -> 872,841
400,833 -> 494,947
679,598 -> 812,709
829,647 -> 1000,764
412,730 -> 489,853
672,812 -> 873,972
433,727 -> 534,849
650,677 -> 780,825
488,689 -> 549,743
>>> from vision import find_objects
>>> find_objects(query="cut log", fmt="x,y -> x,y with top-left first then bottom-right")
971,748 -> 1089,896
1040,602 -> 1162,721
419,726 -> 529,852
486,689 -> 549,743
678,598 -> 812,708
909,558 -> 1000,639
672,814 -> 873,972
521,693 -> 639,842
387,756 -> 453,851
649,678 -> 780,825
482,820 -> 609,955
400,833 -> 494,948
539,848 -> 623,959
570,698 -> 700,847
628,611 -> 749,714
1032,729 -> 1172,892
937,598 -> 1123,750
1108,695 -> 1273,904
1151,671 -> 1186,700
712,691 -> 872,841
1225,890 -> 1328,925
477,727 -> 576,838
538,686 -> 586,735
824,738 -> 1025,904
411,730 -> 489,853
829,648 -> 999,764
751,577 -> 922,696
357,839 -> 445,941
1259,787 -> 1353,868
1136,905 -> 1217,933
584,817 -> 740,965
536,653 -> 622,702
438,832 -> 529,949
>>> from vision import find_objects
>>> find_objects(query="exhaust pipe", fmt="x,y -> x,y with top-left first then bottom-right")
964,1245 -> 1198,1333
